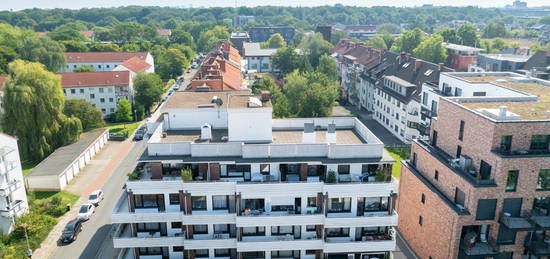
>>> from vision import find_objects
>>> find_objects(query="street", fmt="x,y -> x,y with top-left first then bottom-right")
50,141 -> 145,259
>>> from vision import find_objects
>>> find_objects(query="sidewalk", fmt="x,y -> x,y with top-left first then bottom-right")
31,139 -> 134,259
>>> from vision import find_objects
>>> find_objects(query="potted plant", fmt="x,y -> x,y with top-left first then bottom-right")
375,168 -> 390,182
181,168 -> 193,182
327,170 -> 337,183
127,169 -> 142,180
465,165 -> 476,175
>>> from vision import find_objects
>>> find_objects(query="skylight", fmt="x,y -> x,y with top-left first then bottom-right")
424,69 -> 433,76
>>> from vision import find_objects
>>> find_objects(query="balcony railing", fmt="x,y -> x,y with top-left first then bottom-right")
0,179 -> 23,196
0,200 -> 26,217
459,237 -> 499,257
498,210 -> 534,231
0,160 -> 17,175
492,148 -> 550,157
525,233 -> 550,256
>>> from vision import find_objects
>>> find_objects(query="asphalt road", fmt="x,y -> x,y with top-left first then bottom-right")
51,141 -> 145,259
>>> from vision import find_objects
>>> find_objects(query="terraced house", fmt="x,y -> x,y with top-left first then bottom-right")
111,90 -> 399,259
397,72 -> 550,259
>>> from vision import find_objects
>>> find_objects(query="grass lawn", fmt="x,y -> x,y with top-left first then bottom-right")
386,146 -> 411,179
28,190 -> 79,204
22,161 -> 38,176
105,121 -> 141,135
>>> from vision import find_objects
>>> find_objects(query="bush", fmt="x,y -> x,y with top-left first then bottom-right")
326,170 -> 337,183
127,170 -> 142,180
181,168 -> 193,181
386,146 -> 411,159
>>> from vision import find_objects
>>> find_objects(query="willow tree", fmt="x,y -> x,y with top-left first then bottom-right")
2,60 -> 82,162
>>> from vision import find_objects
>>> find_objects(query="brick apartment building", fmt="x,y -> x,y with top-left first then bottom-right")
397,72 -> 550,259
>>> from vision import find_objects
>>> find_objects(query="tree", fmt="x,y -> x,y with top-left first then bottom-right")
330,30 -> 348,46
74,66 -> 95,72
2,60 -> 82,161
491,38 -> 508,52
378,24 -> 401,34
89,43 -> 121,52
381,33 -> 395,49
298,32 -> 334,68
17,36 -> 66,72
134,73 -> 164,114
482,23 -> 508,38
457,24 -> 480,47
263,33 -> 286,49
438,28 -> 460,44
480,39 -> 493,53
63,98 -> 105,130
157,48 -> 188,80
284,71 -> 338,117
252,77 -> 290,118
0,45 -> 17,74
413,34 -> 448,64
121,43 -> 140,52
272,46 -> 302,74
391,28 -> 424,53
111,22 -> 144,43
60,40 -> 89,52
365,36 -> 387,49
170,29 -> 194,48
316,54 -> 338,81
47,26 -> 87,42
115,98 -> 133,122
197,26 -> 229,52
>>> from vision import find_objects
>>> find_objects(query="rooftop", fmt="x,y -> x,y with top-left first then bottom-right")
65,52 -> 149,63
118,56 -> 151,73
163,90 -> 264,109
60,71 -> 131,88
480,53 -> 531,62
444,43 -> 484,52
243,42 -> 278,57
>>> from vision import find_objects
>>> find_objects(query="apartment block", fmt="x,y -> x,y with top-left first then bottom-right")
248,27 -> 295,43
111,91 -> 399,259
0,133 -> 29,234
62,52 -> 155,73
398,72 -> 550,259
444,43 -> 484,72
243,42 -> 279,73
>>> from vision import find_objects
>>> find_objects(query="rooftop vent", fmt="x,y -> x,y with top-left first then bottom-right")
478,106 -> 521,121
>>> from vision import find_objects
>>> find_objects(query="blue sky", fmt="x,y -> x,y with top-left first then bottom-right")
1,0 -> 549,11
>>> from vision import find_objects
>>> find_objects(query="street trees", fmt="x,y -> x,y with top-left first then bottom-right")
298,32 -> 333,68
170,29 -> 195,48
391,28 -> 424,54
2,60 -> 82,162
316,54 -> 338,81
63,99 -> 105,130
156,48 -> 188,80
197,26 -> 229,53
413,34 -> 447,64
272,46 -> 302,74
284,71 -> 338,117
114,98 -> 133,122
134,73 -> 164,114
457,24 -> 480,47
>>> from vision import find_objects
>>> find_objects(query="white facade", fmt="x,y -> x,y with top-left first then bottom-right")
0,134 -> 29,234
62,80 -> 134,116
246,56 -> 278,73
111,92 -> 397,259
63,53 -> 155,73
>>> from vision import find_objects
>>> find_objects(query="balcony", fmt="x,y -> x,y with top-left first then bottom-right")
530,209 -> 550,230
416,139 -> 497,187
0,200 -> 26,217
0,179 -> 23,196
459,232 -> 499,258
325,210 -> 398,228
0,160 -> 17,175
185,235 -> 237,249
237,210 -> 324,227
525,233 -> 550,256
112,224 -> 185,249
324,233 -> 396,253
499,211 -> 534,231
492,148 -> 550,158
237,236 -> 323,252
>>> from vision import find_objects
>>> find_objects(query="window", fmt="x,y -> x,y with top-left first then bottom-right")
337,165 -> 350,175
193,225 -> 208,234
422,92 -> 428,105
306,250 -> 316,255
497,225 -> 516,245
214,224 -> 230,234
271,250 -> 299,258
530,135 -> 550,151
479,160 -> 492,180
364,197 -> 389,212
63,89 -> 66,94
212,195 -> 228,210
79,89 -> 84,93
99,88 -> 104,93
418,216 -> 423,226
328,197 -> 351,213
421,194 -> 426,204
455,188 -> 465,208
271,226 -> 294,235
537,169 -> 550,190
134,194 -> 160,208
215,249 -> 230,257
137,223 -> 161,233
171,222 -> 182,229
476,199 -> 497,220
500,135 -> 513,153
101,108 -> 106,114
139,247 -> 162,256
173,246 -> 184,252
242,226 -> 265,236
169,193 -> 180,205
505,171 -> 518,192
220,164 -> 251,177
306,225 -> 316,231
71,89 -> 76,94
533,197 -> 550,216
110,108 -> 114,113
109,98 -> 114,102
434,170 -> 439,181
192,196 -> 207,210
458,120 -> 465,141
326,227 -> 350,237
473,91 -> 487,96
454,88 -> 462,96
307,197 -> 317,207
100,98 -> 105,103
90,94 -> 95,99
243,251 -> 264,259
260,164 -> 270,175
97,65 -> 102,69
194,249 -> 209,257
456,145 -> 462,158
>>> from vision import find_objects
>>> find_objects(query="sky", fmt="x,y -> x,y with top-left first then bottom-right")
1,0 -> 549,11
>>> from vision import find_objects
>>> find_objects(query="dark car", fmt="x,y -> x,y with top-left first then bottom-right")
60,219 -> 82,243
133,129 -> 145,141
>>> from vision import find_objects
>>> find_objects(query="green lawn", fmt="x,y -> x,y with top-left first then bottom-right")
28,190 -> 79,204
105,121 -> 141,135
386,146 -> 411,179
22,161 -> 38,176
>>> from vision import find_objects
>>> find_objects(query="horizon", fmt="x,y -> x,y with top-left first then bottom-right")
2,0 -> 550,11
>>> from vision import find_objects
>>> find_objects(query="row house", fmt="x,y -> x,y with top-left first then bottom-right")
111,91 -> 399,259
398,72 -> 550,259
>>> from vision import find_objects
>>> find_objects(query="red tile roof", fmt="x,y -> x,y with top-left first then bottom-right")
120,56 -> 152,73
157,29 -> 172,36
60,71 -> 130,88
65,52 -> 149,63
79,30 -> 95,39
188,40 -> 243,91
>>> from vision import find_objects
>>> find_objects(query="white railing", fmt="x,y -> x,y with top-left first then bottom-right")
191,142 -> 243,157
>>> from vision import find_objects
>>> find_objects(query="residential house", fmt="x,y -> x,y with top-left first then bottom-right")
63,52 -> 155,73
444,43 -> 484,72
242,42 -> 279,73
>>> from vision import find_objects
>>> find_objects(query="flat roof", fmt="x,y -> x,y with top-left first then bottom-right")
455,75 -> 550,120
163,91 -> 270,109
444,43 -> 484,52
480,54 -> 531,62
27,129 -> 108,177
243,42 -> 278,57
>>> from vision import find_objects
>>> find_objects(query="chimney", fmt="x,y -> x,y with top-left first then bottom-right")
326,123 -> 337,144
415,60 -> 423,70
261,91 -> 271,102
201,123 -> 212,140
302,123 -> 316,144
499,106 -> 508,119
399,52 -> 407,63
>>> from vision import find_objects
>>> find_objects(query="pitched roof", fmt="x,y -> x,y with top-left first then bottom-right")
65,52 -> 149,63
188,40 -> 243,91
79,30 -> 95,39
60,71 -> 130,88
157,29 -> 172,36
119,56 -> 152,73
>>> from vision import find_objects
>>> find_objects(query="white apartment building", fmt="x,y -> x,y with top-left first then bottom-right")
62,52 -> 154,73
0,133 -> 29,234
111,91 -> 398,259
243,42 -> 279,73
61,71 -> 133,116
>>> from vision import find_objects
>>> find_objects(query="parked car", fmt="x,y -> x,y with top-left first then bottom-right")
133,129 -> 145,141
60,219 -> 82,243
168,89 -> 174,95
77,203 -> 95,221
88,190 -> 104,206
191,63 -> 198,69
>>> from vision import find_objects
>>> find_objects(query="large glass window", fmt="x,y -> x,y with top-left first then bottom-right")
326,227 -> 350,237
531,135 -> 550,151
307,197 -> 317,207
243,226 -> 265,236
505,171 -> 518,192
242,251 -> 265,259
328,198 -> 351,213
169,193 -> 180,205
364,197 -> 389,212
194,249 -> 209,257
500,135 -> 513,153
537,169 -> 550,191
212,195 -> 228,210
137,223 -> 161,233
221,164 -> 251,177
533,197 -> 550,216
135,194 -> 160,208
338,165 -> 350,175
215,249 -> 230,257
139,247 -> 162,255
271,226 -> 294,236
193,225 -> 208,234
214,224 -> 230,234
271,250 -> 299,259
192,196 -> 207,211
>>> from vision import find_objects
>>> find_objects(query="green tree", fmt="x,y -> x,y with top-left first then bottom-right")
60,40 -> 89,52
115,98 -> 133,122
457,24 -> 480,47
111,22 -> 144,43
284,71 -> 338,117
89,43 -> 121,52
330,30 -> 348,46
365,36 -> 387,49
316,54 -> 338,81
413,34 -> 448,64
480,39 -> 493,53
378,24 -> 401,34
2,60 -> 82,161
381,33 -> 395,49
482,23 -> 508,38
298,32 -> 334,68
391,28 -> 424,53
157,48 -> 188,80
272,46 -> 302,74
18,36 -> 66,72
73,66 -> 95,72
263,33 -> 286,49
121,43 -> 140,52
134,73 -> 164,114
170,29 -> 195,48
63,98 -> 105,130
252,77 -> 290,118
491,38 -> 508,52
47,25 -> 87,42
197,26 -> 229,52
438,28 -> 460,44
0,45 -> 17,74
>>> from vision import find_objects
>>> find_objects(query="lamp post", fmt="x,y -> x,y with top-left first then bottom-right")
20,223 -> 32,258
